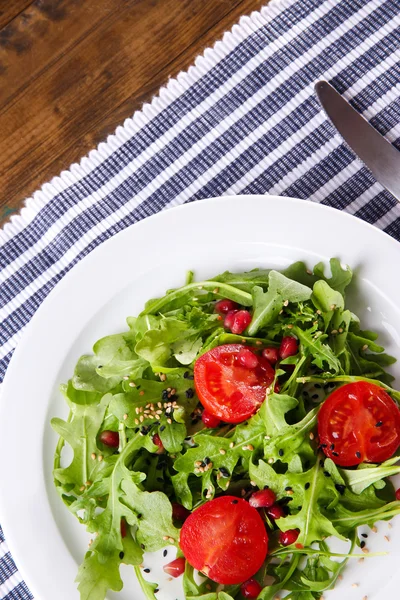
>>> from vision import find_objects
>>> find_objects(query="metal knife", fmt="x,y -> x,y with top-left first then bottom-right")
315,80 -> 400,201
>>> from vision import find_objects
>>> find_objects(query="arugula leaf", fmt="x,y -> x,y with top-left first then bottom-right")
338,458 -> 400,494
313,258 -> 352,296
248,271 -> 312,336
76,551 -> 123,600
293,326 -> 341,374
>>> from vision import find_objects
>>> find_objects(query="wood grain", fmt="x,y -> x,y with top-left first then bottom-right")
0,0 -> 263,225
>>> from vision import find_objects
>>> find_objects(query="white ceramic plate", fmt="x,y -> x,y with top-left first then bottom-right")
1,195 -> 400,600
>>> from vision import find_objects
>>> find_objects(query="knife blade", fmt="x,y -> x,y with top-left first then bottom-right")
315,80 -> 400,201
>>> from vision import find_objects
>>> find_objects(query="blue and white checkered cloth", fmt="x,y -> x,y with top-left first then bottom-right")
1,0 -> 400,596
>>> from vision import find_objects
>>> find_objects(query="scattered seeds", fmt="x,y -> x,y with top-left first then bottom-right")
384,535 -> 390,542
351,583 -> 359,588
98,455 -> 103,462
91,453 -> 96,460
123,413 -> 128,420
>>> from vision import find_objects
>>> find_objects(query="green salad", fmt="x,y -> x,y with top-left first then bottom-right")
52,258 -> 400,600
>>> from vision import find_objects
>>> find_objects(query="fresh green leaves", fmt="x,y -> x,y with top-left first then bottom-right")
248,271 -> 312,335
52,258 -> 400,600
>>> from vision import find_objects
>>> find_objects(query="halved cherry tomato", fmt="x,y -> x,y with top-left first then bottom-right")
318,381 -> 400,467
194,344 -> 274,423
180,496 -> 268,585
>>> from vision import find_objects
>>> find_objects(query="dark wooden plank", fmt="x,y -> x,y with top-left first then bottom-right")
0,0 -> 263,223
0,0 -> 34,31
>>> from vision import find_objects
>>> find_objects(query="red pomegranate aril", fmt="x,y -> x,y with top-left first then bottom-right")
266,504 -> 285,520
396,488 -> 400,501
231,310 -> 252,335
237,347 -> 259,369
249,489 -> 276,509
153,433 -> 164,454
163,557 -> 186,578
241,578 -> 262,599
215,299 -> 239,314
279,529 -> 299,546
274,382 -> 281,393
279,336 -> 298,360
224,309 -> 239,330
172,502 -> 191,522
202,409 -> 221,428
99,430 -> 119,448
120,518 -> 127,538
262,347 -> 279,365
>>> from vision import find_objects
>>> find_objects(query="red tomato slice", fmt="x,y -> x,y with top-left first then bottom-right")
179,496 -> 268,584
194,344 -> 274,423
318,381 -> 400,467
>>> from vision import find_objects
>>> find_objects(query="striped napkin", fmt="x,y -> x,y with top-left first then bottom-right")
1,0 -> 400,596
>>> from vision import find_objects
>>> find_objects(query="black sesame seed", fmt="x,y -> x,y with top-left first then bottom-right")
376,421 -> 383,427
312,393 -> 319,400
297,506 -> 302,511
183,371 -> 189,378
361,533 -> 368,539
219,467 -> 230,478
263,484 -> 269,489
320,444 -> 327,448
204,457 -> 211,465
330,444 -> 335,451
305,482 -> 310,490
185,388 -> 195,399
324,471 -> 331,477
191,419 -> 199,425
119,551 -> 124,559
141,544 -> 145,550
320,460 -> 324,467
137,513 -> 142,519
335,484 -> 345,495
360,540 -> 366,549
278,449 -> 284,457
329,382 -> 336,388
332,451 -> 339,457
160,425 -> 166,432
162,390 -> 169,400
163,549 -> 168,557
356,451 -> 361,459
154,589 -> 159,594
285,486 -> 292,491
135,427 -> 139,433
203,490 -> 208,497
232,499 -> 238,504
315,384 -> 321,389
303,391 -> 309,397
144,568 -> 151,573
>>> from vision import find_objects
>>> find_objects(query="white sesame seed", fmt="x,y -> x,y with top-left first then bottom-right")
139,416 -> 144,423
129,382 -> 136,388
331,329 -> 338,335
91,453 -> 96,460
362,547 -> 369,554
283,300 -> 289,307
351,583 -> 359,588
388,522 -> 393,529
250,480 -> 257,486
358,557 -> 364,564
371,526 -> 378,533
134,419 -> 139,425
247,444 -> 254,451
384,535 -> 390,542
287,324 -> 293,329
264,435 -> 271,440
229,442 -> 234,448
338,328 -> 343,333
330,304 -> 336,310
219,449 -> 226,455
363,596 -> 368,600
123,376 -> 129,380
167,418 -> 172,425
306,269 -> 312,275
135,407 -> 140,414
123,413 -> 128,420
157,402 -> 162,408
155,414 -> 160,420
162,536 -> 168,541
268,458 -> 274,464
159,373 -> 166,381
80,485 -> 85,491
362,344 -> 368,351
213,288 -> 219,294
98,455 -> 103,462
309,432 -> 314,440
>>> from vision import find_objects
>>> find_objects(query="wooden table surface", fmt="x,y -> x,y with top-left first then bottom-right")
0,0 -> 263,226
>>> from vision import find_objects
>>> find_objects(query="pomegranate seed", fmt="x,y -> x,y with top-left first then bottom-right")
120,518 -> 127,538
249,489 -> 276,509
163,557 -> 186,578
279,336 -> 298,360
396,488 -> 400,501
99,430 -> 119,448
262,347 -> 279,365
215,299 -> 239,314
172,502 -> 191,522
202,409 -> 221,428
237,347 -> 259,369
153,433 -> 164,454
241,578 -> 262,599
266,504 -> 285,520
279,529 -> 299,546
274,382 -> 281,393
224,309 -> 238,330
231,310 -> 252,334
